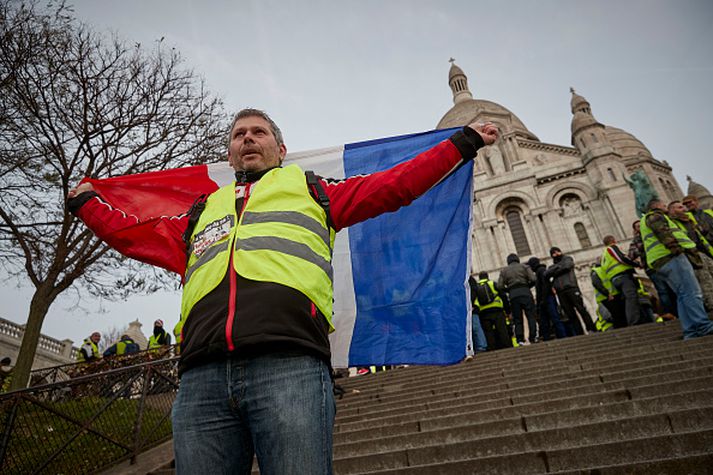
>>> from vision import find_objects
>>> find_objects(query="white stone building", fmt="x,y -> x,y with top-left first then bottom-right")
438,61 -> 687,313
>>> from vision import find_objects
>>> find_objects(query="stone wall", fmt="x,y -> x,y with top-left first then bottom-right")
0,317 -> 77,369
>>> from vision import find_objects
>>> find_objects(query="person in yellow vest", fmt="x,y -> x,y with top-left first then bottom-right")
103,334 -> 139,357
668,200 -> 713,316
600,235 -> 641,326
173,319 -> 183,354
148,319 -> 172,350
635,276 -> 655,324
640,198 -> 713,339
0,357 -> 14,393
473,271 -> 512,350
590,260 -> 616,331
76,331 -> 101,363
682,194 -> 713,243
68,108 -> 499,473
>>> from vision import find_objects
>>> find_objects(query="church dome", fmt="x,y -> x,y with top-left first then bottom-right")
437,98 -> 539,140
439,60 -> 538,140
687,176 -> 712,199
604,125 -> 653,160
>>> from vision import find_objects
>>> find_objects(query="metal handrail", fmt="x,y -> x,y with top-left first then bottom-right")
0,357 -> 179,474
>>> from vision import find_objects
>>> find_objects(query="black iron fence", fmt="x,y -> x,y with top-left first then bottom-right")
27,345 -> 178,387
0,357 -> 179,474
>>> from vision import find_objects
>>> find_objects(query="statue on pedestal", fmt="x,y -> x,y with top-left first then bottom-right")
624,170 -> 659,217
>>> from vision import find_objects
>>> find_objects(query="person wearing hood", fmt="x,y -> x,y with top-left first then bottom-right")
0,357 -> 13,392
148,319 -> 172,349
527,257 -> 568,340
498,253 -> 537,345
545,247 -> 597,335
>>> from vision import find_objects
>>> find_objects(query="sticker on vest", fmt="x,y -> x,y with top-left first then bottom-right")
192,216 -> 233,256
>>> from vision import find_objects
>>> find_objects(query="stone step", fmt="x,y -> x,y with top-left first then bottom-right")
335,361 -> 713,424
334,387 -> 713,445
348,430 -> 713,474
336,334 -> 711,398
552,453 -> 713,474
334,396 -> 713,459
334,413 -> 713,474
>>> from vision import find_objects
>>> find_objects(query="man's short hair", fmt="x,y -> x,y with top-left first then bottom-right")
647,198 -> 663,211
478,271 -> 489,280
667,200 -> 682,211
682,195 -> 699,204
603,235 -> 616,245
228,108 -> 284,147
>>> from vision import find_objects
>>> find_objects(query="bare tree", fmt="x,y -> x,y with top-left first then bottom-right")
0,1 -> 229,389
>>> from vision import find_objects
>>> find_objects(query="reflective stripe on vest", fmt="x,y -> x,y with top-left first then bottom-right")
77,339 -> 99,362
600,247 -> 634,280
180,165 -> 336,331
475,279 -> 504,311
640,211 -> 696,268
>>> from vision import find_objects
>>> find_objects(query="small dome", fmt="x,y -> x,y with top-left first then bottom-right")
437,98 -> 538,140
448,62 -> 466,81
604,125 -> 652,160
570,89 -> 590,114
687,176 -> 712,199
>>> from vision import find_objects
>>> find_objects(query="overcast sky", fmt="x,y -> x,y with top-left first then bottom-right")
3,0 -> 712,347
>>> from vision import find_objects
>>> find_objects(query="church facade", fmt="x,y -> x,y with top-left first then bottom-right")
437,61 -> 687,313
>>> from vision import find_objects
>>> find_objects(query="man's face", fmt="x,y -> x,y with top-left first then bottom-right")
651,201 -> 667,212
682,197 -> 698,212
228,116 -> 286,173
90,333 -> 101,344
668,202 -> 687,219
633,221 -> 640,234
551,250 -> 562,258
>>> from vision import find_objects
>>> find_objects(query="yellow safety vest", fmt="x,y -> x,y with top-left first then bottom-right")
678,214 -> 713,258
474,279 -> 504,311
180,165 -> 336,331
591,265 -> 618,304
77,339 -> 99,362
640,211 -> 696,269
600,246 -> 634,280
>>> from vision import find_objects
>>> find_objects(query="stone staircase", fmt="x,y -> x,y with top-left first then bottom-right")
144,321 -> 713,474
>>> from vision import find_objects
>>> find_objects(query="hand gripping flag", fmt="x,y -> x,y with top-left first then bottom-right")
85,127 -> 475,367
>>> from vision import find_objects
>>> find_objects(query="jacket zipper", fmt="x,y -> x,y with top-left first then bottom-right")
225,182 -> 252,352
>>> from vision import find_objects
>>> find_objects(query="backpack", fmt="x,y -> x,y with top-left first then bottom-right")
476,281 -> 496,306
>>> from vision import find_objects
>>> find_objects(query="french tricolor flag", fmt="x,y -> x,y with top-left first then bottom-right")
88,128 -> 474,367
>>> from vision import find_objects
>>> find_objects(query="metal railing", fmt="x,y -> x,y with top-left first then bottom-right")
28,345 -> 177,387
0,357 -> 179,474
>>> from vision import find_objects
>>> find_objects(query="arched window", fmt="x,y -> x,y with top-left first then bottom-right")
574,222 -> 591,248
505,207 -> 531,256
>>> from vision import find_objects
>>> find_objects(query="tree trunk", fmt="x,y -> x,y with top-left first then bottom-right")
9,285 -> 55,390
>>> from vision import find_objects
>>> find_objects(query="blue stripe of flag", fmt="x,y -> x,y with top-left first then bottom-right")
343,128 -> 472,366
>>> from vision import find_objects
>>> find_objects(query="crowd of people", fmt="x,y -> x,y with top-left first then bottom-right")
469,195 -> 713,354
76,319 -> 174,363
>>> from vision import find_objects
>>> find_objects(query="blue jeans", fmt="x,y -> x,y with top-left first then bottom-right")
657,254 -> 713,339
540,294 -> 568,339
172,353 -> 336,475
472,313 -> 488,352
